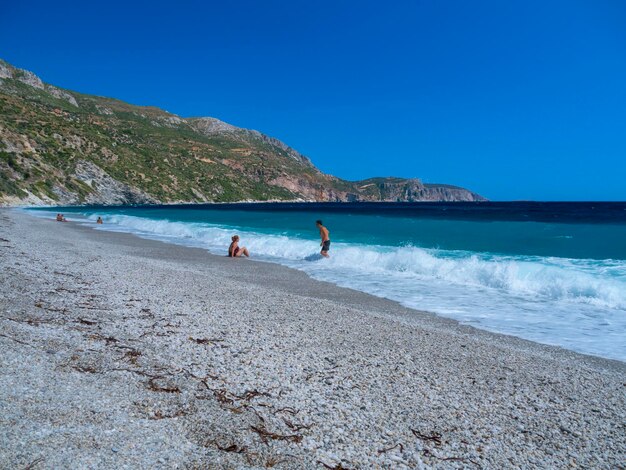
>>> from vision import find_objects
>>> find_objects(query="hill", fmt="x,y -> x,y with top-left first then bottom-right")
0,59 -> 485,205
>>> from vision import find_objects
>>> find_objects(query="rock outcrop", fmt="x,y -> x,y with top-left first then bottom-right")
73,161 -> 158,205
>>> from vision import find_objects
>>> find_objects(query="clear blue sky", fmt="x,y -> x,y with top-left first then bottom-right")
1,1 -> 625,200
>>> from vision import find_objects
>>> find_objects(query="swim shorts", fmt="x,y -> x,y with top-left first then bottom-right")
322,240 -> 331,252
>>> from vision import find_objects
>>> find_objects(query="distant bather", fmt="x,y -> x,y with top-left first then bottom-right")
228,235 -> 250,258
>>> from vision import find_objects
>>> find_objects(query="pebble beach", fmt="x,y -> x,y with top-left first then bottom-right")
0,209 -> 624,469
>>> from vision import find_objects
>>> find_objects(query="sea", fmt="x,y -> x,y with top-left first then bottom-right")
27,202 -> 626,362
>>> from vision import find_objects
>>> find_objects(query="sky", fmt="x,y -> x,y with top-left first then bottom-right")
1,0 -> 625,200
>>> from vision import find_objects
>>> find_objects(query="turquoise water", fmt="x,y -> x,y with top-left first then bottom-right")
28,202 -> 626,361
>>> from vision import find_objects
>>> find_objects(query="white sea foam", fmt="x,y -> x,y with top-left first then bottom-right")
26,210 -> 626,361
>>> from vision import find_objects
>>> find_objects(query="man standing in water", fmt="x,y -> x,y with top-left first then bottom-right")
316,220 -> 330,257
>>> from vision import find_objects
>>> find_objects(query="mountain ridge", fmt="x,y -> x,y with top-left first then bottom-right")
0,58 -> 486,206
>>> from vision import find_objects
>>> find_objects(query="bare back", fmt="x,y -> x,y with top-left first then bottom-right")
319,226 -> 330,242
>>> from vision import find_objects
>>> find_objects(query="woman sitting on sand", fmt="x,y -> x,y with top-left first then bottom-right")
228,235 -> 250,258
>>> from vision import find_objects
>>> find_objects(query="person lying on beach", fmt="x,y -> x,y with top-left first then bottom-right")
61,215 -> 68,222
316,220 -> 330,257
97,217 -> 103,224
228,235 -> 250,258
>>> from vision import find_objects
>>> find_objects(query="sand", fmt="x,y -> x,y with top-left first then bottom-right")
0,209 -> 624,469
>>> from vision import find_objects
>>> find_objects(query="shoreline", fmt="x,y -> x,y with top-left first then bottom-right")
23,207 -> 626,365
1,209 -> 624,468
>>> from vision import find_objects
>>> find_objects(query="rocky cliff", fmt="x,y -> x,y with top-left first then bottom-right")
0,59 -> 485,206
